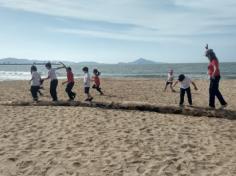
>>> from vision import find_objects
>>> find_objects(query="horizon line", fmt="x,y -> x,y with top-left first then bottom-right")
0,57 -> 235,65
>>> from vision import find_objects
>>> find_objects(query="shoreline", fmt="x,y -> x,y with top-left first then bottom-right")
1,76 -> 236,82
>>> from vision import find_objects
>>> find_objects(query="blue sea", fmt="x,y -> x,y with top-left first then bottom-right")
0,63 -> 235,81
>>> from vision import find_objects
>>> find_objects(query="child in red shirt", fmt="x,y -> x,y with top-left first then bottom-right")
62,67 -> 76,101
92,69 -> 104,95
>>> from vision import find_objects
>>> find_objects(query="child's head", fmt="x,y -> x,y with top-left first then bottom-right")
31,65 -> 37,73
168,69 -> 173,74
66,67 -> 72,72
93,69 -> 100,76
178,74 -> 185,82
82,66 -> 89,73
45,62 -> 52,70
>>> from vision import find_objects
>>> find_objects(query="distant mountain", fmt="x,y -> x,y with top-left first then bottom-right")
0,58 -> 75,65
131,58 -> 157,64
77,61 -> 101,65
0,57 -> 161,65
0,58 -> 103,66
0,58 -> 42,64
118,58 -> 159,65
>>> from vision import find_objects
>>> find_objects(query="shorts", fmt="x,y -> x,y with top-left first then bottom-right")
166,81 -> 173,86
84,87 -> 90,94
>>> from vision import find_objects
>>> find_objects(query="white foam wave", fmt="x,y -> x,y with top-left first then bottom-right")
0,71 -> 31,81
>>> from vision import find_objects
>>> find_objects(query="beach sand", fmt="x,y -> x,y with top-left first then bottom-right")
0,78 -> 236,176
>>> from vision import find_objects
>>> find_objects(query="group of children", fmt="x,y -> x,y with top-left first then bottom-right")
29,62 -> 103,102
30,62 -> 198,107
30,46 -> 226,109
30,62 -> 196,107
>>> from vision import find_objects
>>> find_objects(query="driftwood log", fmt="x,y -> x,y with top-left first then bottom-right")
1,100 -> 235,120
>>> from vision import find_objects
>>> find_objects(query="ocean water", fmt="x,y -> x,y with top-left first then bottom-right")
0,63 -> 235,81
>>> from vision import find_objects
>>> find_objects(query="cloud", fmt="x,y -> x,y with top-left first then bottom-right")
50,28 -> 157,42
0,0 -> 236,41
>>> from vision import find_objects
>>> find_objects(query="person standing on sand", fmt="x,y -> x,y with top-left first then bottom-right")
205,44 -> 227,109
42,62 -> 65,102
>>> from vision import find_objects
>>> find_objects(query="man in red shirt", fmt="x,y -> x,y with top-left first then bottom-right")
62,67 -> 76,101
205,46 -> 227,109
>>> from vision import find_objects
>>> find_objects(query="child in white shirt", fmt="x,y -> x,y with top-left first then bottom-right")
42,62 -> 65,101
164,69 -> 175,92
82,67 -> 93,101
30,65 -> 41,102
173,74 -> 198,107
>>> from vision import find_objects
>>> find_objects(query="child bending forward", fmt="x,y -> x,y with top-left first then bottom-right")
173,74 -> 198,107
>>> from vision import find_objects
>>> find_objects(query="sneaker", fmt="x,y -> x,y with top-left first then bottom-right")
73,93 -> 76,99
84,98 -> 89,101
52,100 -> 58,104
209,106 -> 215,110
33,100 -> 38,104
179,104 -> 184,108
220,104 -> 228,109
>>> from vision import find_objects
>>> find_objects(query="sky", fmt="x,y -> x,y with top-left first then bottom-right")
0,0 -> 236,63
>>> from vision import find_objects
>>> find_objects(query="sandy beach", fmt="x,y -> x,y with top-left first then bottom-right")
0,78 -> 236,176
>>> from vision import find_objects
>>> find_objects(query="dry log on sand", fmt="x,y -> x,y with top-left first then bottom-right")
1,100 -> 235,120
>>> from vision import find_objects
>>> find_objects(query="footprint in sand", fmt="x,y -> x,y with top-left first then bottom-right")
105,159 -> 111,165
8,157 -> 17,162
136,165 -> 146,174
72,161 -> 81,167
46,167 -> 67,176
17,160 -> 34,169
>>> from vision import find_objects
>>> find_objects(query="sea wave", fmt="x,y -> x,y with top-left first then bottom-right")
0,71 -> 235,81
0,71 -> 31,81
1,62 -> 236,81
